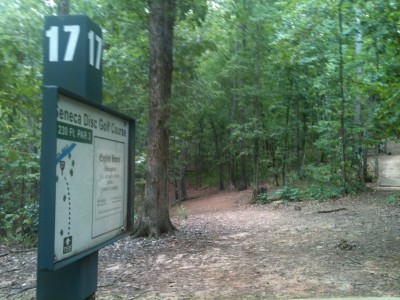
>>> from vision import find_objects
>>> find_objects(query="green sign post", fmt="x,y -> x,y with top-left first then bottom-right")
37,15 -> 135,300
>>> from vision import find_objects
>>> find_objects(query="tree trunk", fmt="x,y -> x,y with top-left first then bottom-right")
229,68 -> 238,189
195,134 -> 203,188
57,0 -> 69,15
374,144 -> 379,180
238,107 -> 248,191
295,96 -> 301,177
268,138 -> 279,186
238,16 -> 248,192
301,111 -> 307,176
282,103 -> 290,186
179,172 -> 187,200
210,120 -> 224,190
134,0 -> 176,238
253,24 -> 262,193
372,36 -> 381,182
338,0 -> 347,188
178,147 -> 188,200
354,6 -> 364,183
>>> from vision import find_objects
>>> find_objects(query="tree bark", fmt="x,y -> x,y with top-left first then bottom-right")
177,147 -> 188,200
134,0 -> 176,238
354,6 -> 364,183
210,120 -> 225,190
282,102 -> 290,186
372,36 -> 381,181
268,138 -> 279,186
295,96 -> 301,177
238,107 -> 248,191
57,0 -> 69,15
253,23 -> 262,193
229,64 -> 238,189
338,0 -> 348,187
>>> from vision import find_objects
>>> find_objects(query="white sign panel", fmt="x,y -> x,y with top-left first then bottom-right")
92,138 -> 125,237
54,95 -> 129,262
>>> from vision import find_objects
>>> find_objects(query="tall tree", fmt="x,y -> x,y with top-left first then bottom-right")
338,0 -> 347,186
57,0 -> 69,15
134,0 -> 176,237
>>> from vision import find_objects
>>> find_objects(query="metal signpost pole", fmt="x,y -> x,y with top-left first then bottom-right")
37,15 -> 135,300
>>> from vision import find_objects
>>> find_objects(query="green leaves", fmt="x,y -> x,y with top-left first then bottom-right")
1,0 -> 399,242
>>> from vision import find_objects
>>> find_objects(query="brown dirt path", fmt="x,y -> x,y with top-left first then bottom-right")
96,190 -> 400,299
378,141 -> 400,187
2,188 -> 400,299
2,143 -> 400,299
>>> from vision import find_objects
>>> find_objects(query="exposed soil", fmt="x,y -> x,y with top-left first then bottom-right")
1,186 -> 400,299
2,143 -> 400,299
378,141 -> 400,187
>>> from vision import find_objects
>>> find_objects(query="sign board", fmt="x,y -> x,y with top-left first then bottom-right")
38,87 -> 135,270
38,15 -> 134,299
43,15 -> 103,103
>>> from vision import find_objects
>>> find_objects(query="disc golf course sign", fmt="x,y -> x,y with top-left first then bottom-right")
46,90 -> 131,266
37,15 -> 135,300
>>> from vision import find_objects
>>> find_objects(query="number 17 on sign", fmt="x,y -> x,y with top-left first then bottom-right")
45,25 -> 102,70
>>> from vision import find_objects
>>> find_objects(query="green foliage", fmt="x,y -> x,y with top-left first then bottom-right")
255,191 -> 270,205
301,164 -> 364,200
304,164 -> 343,187
386,194 -> 400,206
0,203 -> 39,245
303,184 -> 345,201
0,0 -> 45,245
274,186 -> 303,202
1,0 -> 399,242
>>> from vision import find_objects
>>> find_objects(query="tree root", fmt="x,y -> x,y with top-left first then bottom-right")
132,217 -> 177,238
317,208 -> 347,213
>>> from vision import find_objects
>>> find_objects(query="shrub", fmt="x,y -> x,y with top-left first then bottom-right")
0,203 -> 39,246
386,194 -> 400,205
256,192 -> 271,205
303,184 -> 344,201
274,186 -> 303,202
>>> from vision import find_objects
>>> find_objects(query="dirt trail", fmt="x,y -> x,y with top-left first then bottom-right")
95,191 -> 400,299
2,187 -> 400,299
378,141 -> 400,187
2,148 -> 400,299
